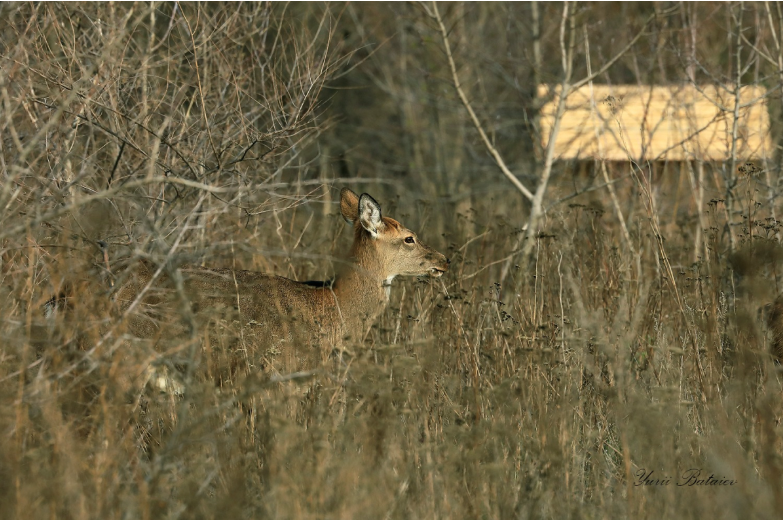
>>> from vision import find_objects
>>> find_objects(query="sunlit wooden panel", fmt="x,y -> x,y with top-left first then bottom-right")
538,84 -> 772,161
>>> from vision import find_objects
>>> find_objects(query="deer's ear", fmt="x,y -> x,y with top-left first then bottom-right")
358,193 -> 384,237
340,188 -> 360,224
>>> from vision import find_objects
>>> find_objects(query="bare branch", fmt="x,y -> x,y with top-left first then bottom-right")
429,2 -> 534,201
571,9 -> 667,90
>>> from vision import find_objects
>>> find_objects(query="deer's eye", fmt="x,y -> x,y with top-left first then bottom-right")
404,236 -> 415,244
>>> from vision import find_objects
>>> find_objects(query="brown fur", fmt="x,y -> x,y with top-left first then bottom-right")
113,188 -> 449,373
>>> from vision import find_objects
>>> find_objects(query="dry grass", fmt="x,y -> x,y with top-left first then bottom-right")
2,3 -> 783,519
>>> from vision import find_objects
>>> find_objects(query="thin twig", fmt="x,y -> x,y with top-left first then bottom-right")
177,3 -> 220,166
0,176 -> 242,242
429,2 -> 534,201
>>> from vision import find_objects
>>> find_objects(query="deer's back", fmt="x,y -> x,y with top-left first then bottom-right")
114,261 -> 340,371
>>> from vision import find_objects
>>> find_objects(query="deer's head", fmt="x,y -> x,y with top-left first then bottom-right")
340,188 -> 449,281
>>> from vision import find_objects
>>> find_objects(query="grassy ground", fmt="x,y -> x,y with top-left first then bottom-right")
2,3 -> 783,519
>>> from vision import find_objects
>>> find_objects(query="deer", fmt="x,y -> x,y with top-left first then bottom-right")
110,188 -> 450,376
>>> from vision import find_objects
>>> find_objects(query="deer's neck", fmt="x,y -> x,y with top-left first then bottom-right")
329,250 -> 390,338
